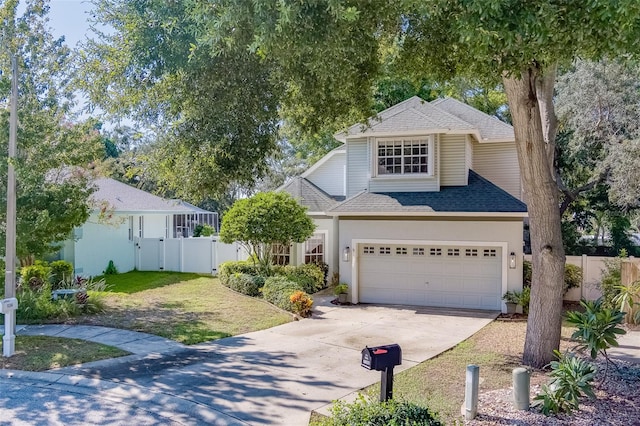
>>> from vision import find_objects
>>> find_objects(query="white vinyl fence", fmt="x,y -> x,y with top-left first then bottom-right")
523,254 -> 637,301
134,236 -> 248,275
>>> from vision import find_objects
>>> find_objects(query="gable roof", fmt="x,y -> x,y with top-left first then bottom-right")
91,178 -> 209,213
430,97 -> 514,142
327,170 -> 527,216
279,176 -> 342,213
335,96 -> 514,143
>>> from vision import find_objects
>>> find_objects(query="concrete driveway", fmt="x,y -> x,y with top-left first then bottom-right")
1,296 -> 496,425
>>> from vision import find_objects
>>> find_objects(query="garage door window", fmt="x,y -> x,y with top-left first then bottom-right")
413,247 -> 425,256
484,249 -> 497,257
430,248 -> 442,256
396,247 -> 408,255
447,248 -> 460,257
465,249 -> 478,257
363,246 -> 375,254
379,247 -> 391,255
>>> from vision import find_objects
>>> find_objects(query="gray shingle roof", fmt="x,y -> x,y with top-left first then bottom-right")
329,171 -> 527,214
91,178 -> 207,213
336,96 -> 513,143
339,96 -> 475,138
430,97 -> 514,142
279,177 -> 342,212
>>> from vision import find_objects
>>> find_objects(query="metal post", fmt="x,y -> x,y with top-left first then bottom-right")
3,56 -> 19,357
380,367 -> 394,402
464,364 -> 479,420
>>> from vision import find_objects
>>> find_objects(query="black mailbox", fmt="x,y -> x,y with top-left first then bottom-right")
361,344 -> 402,371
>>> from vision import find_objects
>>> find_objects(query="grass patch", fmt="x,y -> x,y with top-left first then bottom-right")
99,271 -> 203,293
74,273 -> 292,344
1,336 -> 129,371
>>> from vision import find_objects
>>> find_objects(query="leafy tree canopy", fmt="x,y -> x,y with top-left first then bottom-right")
219,192 -> 315,270
0,0 -> 103,263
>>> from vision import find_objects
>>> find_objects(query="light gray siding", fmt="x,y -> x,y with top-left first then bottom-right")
305,151 -> 346,196
465,136 -> 473,183
439,134 -> 467,186
347,138 -> 369,197
473,141 -> 521,199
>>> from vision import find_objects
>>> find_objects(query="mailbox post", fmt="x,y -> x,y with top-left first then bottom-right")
1,298 -> 18,357
361,344 -> 402,402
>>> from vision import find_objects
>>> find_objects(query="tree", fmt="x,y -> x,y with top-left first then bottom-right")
79,0 -> 282,204
219,192 -> 315,272
0,0 -> 103,264
185,1 -> 640,367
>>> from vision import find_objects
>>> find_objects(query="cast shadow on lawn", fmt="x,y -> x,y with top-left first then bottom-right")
64,337 -> 346,424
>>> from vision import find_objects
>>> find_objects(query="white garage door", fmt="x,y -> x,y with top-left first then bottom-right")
358,243 -> 502,310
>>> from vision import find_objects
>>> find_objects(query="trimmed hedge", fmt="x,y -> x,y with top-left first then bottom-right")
226,273 -> 264,297
262,276 -> 307,313
283,263 -> 324,294
218,261 -> 260,286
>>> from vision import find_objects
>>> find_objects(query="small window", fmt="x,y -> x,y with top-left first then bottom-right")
465,248 -> 478,257
304,233 -> 325,264
430,248 -> 442,256
396,247 -> 408,255
447,248 -> 460,257
379,246 -> 391,255
483,249 -> 497,257
412,247 -> 425,256
363,246 -> 375,254
138,216 -> 144,238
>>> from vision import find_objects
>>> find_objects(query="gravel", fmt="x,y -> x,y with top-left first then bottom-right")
467,359 -> 640,425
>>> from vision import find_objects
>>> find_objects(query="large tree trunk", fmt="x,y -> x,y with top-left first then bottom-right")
503,66 -> 566,369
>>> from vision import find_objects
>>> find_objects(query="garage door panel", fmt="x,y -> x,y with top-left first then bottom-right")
359,243 -> 501,311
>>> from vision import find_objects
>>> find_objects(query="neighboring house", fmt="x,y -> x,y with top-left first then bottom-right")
280,96 -> 527,312
56,178 -> 219,276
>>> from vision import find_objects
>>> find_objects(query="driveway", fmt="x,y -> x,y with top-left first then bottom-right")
1,296 -> 496,425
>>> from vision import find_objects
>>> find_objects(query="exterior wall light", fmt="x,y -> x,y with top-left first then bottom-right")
509,252 -> 517,269
343,246 -> 351,262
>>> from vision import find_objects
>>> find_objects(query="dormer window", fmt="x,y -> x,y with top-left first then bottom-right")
375,137 -> 433,176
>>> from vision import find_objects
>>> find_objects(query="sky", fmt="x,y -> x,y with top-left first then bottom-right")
47,0 -> 95,47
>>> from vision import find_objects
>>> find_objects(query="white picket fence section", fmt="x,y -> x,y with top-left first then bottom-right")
134,236 -> 248,274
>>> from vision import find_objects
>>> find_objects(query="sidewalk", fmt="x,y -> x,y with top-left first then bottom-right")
608,328 -> 640,363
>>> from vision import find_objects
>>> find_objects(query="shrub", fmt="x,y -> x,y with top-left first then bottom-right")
218,261 -> 261,286
600,252 -> 625,309
227,273 -> 264,297
262,276 -> 304,312
104,260 -> 119,275
564,264 -> 582,292
523,260 -> 582,294
565,298 -> 626,361
283,263 -> 324,294
502,287 -> 530,313
20,261 -> 51,291
334,283 -> 349,295
327,394 -> 442,426
193,224 -> 215,237
533,350 -> 597,415
49,260 -> 74,289
613,281 -> 640,324
290,290 -> 313,317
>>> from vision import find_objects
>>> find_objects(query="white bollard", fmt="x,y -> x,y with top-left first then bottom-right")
513,367 -> 530,410
464,364 -> 479,420
1,297 -> 18,357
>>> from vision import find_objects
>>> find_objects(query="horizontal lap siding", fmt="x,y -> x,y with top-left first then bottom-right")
347,138 -> 369,197
473,141 -> 522,200
440,134 -> 467,186
305,152 -> 346,196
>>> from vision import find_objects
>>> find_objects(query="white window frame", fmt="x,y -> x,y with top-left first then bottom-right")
304,232 -> 326,265
138,216 -> 144,238
272,243 -> 291,265
374,136 -> 434,178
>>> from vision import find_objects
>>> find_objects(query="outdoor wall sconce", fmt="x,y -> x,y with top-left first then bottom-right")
343,246 -> 351,262
509,252 -> 517,269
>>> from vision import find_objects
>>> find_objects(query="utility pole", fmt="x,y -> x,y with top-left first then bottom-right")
3,56 -> 19,357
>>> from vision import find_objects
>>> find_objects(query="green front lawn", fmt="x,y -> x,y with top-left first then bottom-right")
78,271 -> 293,344
1,335 -> 129,371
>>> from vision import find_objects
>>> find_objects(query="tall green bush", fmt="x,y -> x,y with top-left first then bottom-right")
523,260 -> 582,293
600,251 -> 626,309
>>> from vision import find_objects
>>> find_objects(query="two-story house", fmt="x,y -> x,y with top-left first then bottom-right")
280,96 -> 527,312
